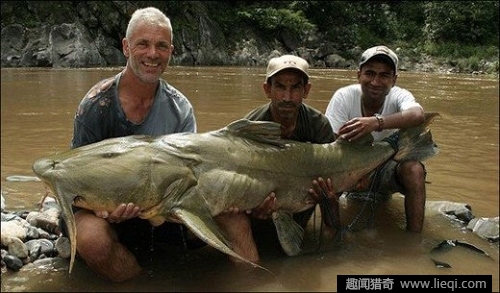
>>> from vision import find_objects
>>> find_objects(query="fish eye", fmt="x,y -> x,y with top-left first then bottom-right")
102,152 -> 119,158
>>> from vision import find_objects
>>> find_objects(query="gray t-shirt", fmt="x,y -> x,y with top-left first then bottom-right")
71,72 -> 197,148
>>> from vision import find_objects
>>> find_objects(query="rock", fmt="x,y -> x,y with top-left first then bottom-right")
30,256 -> 68,270
25,239 -> 56,259
467,217 -> 499,242
1,221 -> 28,244
35,227 -> 54,240
55,237 -> 71,259
2,254 -> 23,271
425,200 -> 474,223
1,212 -> 22,222
26,225 -> 40,239
26,211 -> 60,235
4,236 -> 28,259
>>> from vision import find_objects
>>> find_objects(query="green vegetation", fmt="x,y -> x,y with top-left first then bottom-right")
1,1 -> 498,72
203,1 -> 498,72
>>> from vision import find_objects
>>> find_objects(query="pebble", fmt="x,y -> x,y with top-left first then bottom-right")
1,191 -> 498,276
5,236 -> 29,259
3,254 -> 24,271
1,193 -> 70,274
467,216 -> 499,242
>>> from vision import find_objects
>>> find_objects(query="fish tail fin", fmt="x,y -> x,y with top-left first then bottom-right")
272,211 -> 305,256
390,112 -> 440,161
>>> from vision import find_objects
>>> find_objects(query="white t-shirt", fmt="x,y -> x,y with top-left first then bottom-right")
325,84 -> 422,141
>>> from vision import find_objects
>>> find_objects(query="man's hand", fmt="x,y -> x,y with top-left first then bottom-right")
308,177 -> 337,203
309,177 -> 341,229
222,192 -> 277,220
248,192 -> 277,220
95,203 -> 140,223
338,117 -> 378,142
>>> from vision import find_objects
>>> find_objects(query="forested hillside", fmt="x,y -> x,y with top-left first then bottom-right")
1,1 -> 498,73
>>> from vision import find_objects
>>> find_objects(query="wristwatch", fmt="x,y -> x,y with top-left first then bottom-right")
374,114 -> 384,132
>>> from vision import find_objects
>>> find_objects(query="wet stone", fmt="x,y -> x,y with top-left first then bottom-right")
1,221 -> 28,242
28,244 -> 42,261
55,236 -> 71,259
26,211 -> 60,235
26,226 -> 40,239
5,236 -> 29,259
36,227 -> 53,240
25,239 -> 55,257
3,254 -> 23,271
467,217 -> 500,242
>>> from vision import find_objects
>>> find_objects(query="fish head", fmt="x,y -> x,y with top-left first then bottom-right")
31,136 -> 165,212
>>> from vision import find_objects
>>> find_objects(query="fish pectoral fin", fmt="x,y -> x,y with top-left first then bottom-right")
54,186 -> 77,274
172,207 -> 268,271
272,211 -> 304,256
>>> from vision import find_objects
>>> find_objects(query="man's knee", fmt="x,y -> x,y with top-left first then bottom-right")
75,211 -> 115,258
397,161 -> 426,181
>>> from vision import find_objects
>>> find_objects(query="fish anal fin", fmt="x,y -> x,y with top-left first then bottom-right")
272,211 -> 304,256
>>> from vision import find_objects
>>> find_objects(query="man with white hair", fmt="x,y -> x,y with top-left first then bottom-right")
70,7 -> 197,282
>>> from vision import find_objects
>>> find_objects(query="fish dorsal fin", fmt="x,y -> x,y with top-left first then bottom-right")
220,119 -> 286,147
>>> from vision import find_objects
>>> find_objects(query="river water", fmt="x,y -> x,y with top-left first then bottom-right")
1,67 -> 498,292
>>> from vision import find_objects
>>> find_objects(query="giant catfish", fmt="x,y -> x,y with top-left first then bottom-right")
32,113 -> 440,274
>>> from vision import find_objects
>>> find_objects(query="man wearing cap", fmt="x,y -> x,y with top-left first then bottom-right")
215,55 -> 338,263
322,45 -> 427,232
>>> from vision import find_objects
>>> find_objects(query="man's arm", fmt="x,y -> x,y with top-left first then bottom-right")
338,107 -> 424,142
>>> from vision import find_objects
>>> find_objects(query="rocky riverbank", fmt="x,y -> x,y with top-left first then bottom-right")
1,194 -> 71,274
2,187 -> 498,275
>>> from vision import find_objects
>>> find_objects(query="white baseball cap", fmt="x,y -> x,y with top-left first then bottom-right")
359,45 -> 398,73
265,55 -> 309,83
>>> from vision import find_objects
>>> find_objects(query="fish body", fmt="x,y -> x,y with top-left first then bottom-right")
32,113 -> 440,274
430,239 -> 491,268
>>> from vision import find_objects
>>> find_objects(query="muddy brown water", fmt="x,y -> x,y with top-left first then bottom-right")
1,67 -> 498,292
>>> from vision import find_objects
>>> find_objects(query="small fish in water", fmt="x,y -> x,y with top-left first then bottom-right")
431,258 -> 452,268
454,240 -> 490,257
430,239 -> 491,268
431,239 -> 457,254
431,239 -> 489,257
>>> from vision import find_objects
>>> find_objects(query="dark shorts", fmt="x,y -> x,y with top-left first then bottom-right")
60,211 -> 206,252
113,218 -> 206,251
346,159 -> 426,202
